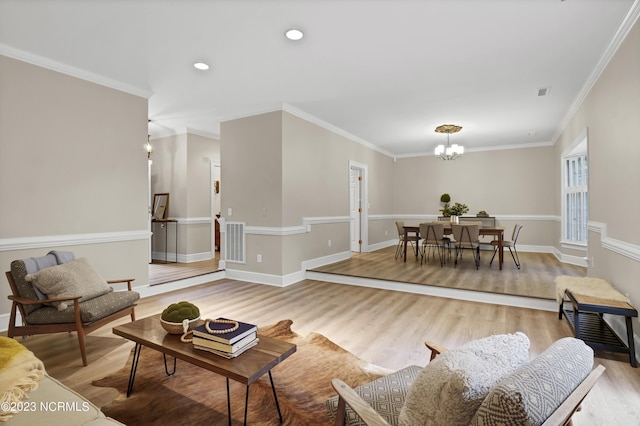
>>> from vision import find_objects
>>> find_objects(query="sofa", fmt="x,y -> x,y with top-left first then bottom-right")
1,336 -> 122,425
327,333 -> 605,426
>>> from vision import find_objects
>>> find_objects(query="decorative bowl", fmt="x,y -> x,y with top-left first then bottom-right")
160,316 -> 201,334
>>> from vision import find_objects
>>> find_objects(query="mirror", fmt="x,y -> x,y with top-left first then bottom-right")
152,193 -> 169,220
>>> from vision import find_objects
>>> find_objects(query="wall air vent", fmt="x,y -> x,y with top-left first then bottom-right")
538,86 -> 551,96
225,222 -> 246,263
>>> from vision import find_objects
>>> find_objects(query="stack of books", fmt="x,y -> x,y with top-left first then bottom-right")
192,318 -> 258,358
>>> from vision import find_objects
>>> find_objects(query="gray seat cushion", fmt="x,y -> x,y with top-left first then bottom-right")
25,290 -> 140,324
326,365 -> 422,426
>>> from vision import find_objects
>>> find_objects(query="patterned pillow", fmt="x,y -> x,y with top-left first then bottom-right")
471,337 -> 594,426
399,333 -> 530,426
24,258 -> 111,311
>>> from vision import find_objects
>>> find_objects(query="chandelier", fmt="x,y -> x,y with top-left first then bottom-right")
434,124 -> 463,160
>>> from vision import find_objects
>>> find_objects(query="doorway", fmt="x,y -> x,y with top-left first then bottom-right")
349,161 -> 368,253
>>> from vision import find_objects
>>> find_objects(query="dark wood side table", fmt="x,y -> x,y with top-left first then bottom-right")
559,289 -> 637,367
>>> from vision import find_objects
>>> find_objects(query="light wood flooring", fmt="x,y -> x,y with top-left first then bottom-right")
311,246 -> 587,300
10,251 -> 640,425
149,254 -> 220,285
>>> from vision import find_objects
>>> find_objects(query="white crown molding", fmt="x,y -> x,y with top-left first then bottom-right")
552,1 -> 640,145
185,127 -> 220,141
0,43 -> 153,99
0,230 -> 150,251
395,140 -> 556,159
281,104 -> 396,158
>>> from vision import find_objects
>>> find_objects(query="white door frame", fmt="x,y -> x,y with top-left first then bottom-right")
211,161 -> 221,254
349,160 -> 368,252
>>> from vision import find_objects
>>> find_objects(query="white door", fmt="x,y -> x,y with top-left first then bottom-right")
350,167 -> 362,252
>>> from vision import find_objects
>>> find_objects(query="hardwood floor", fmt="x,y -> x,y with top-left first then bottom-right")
149,254 -> 220,286
9,251 -> 640,425
311,246 -> 587,300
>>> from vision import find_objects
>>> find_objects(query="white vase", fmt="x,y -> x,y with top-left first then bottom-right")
450,215 -> 459,224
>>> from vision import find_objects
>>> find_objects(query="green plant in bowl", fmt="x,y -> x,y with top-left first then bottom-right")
161,301 -> 201,334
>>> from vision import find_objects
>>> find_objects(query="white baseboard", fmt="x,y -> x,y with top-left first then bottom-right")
552,247 -> 589,267
301,251 -> 351,270
137,271 -> 226,297
224,269 -> 303,287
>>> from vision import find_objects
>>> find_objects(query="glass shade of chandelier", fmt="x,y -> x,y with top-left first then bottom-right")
434,124 -> 463,160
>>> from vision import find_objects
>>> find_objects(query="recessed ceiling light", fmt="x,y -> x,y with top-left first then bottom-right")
193,62 -> 210,70
285,28 -> 304,41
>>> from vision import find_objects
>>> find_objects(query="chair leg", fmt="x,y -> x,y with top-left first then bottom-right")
7,303 -> 18,338
77,329 -> 88,366
509,247 -> 521,269
395,240 -> 402,259
489,246 -> 498,266
334,396 -> 347,426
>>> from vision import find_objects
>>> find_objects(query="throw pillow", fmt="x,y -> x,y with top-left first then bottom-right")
470,337 -> 594,426
399,332 -> 530,426
24,258 -> 111,311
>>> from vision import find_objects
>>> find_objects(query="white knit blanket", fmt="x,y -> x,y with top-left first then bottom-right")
555,275 -> 630,305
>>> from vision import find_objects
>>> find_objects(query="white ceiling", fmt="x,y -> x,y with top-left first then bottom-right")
1,0 -> 637,157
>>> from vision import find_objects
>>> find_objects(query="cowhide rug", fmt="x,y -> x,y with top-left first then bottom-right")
93,320 -> 392,425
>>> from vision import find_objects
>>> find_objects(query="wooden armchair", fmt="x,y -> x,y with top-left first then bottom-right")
329,337 -> 605,426
5,252 -> 140,366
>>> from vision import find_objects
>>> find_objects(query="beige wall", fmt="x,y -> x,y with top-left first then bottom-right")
391,147 -> 558,249
221,110 -> 395,276
554,18 -> 640,339
221,111 -> 284,228
394,147 -> 556,216
150,132 -> 220,260
0,55 -> 149,315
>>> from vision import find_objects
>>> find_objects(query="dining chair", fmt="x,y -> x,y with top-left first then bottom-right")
490,224 -> 523,269
395,221 -> 419,259
419,222 -> 447,266
451,223 -> 481,269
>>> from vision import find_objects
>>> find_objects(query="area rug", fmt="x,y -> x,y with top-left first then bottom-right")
93,320 -> 392,425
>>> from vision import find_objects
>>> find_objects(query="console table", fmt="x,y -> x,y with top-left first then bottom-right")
152,219 -> 178,263
438,216 -> 496,227
559,289 -> 637,367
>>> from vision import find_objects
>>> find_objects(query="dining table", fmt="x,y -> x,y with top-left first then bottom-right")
403,224 -> 505,270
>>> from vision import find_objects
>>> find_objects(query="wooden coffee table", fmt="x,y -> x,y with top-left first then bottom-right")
112,314 -> 297,425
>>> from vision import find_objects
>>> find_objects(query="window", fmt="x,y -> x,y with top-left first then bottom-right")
562,136 -> 588,245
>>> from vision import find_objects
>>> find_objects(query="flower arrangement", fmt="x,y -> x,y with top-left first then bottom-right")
439,193 -> 469,217
447,202 -> 469,217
